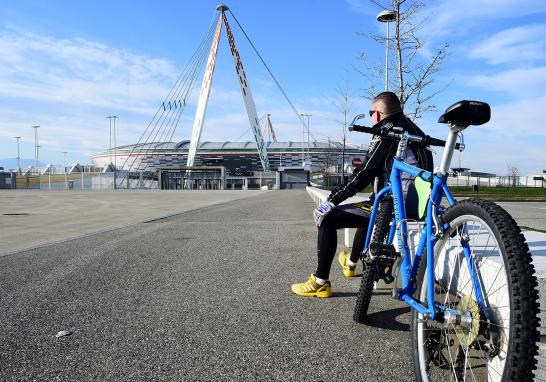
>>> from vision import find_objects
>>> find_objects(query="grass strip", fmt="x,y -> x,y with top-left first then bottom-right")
519,226 -> 546,234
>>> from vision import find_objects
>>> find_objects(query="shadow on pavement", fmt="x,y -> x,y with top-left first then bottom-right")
363,306 -> 411,332
331,291 -> 358,298
371,290 -> 392,296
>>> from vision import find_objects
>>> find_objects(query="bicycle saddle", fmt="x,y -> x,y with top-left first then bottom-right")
438,100 -> 490,127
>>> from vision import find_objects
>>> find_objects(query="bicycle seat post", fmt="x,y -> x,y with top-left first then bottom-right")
438,124 -> 466,175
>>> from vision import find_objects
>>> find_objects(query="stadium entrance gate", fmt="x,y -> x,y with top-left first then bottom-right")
159,167 -> 225,190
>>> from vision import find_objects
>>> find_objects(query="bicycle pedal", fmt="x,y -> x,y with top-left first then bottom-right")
370,243 -> 398,258
377,256 -> 398,266
372,244 -> 399,266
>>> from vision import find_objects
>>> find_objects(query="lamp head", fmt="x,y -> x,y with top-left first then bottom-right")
377,10 -> 397,22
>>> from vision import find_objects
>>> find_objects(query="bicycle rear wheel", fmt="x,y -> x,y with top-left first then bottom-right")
353,197 -> 393,323
411,199 -> 539,382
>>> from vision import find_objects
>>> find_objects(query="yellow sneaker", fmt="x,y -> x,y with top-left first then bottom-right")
291,274 -> 332,298
338,251 -> 357,277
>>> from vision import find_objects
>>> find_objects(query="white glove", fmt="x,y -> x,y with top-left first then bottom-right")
314,201 -> 335,227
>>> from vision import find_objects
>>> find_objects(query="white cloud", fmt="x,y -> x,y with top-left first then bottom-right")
426,0 -> 546,39
469,25 -> 546,65
0,32 -> 179,112
455,130 -> 546,176
0,105 -> 149,158
344,0 -> 376,15
467,67 -> 546,98
0,30 -> 211,163
418,94 -> 546,175
402,86 -> 546,175
488,94 -> 546,136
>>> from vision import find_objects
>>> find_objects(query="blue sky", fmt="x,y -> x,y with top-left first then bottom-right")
0,0 -> 545,175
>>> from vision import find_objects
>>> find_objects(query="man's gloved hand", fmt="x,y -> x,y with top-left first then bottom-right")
313,201 -> 335,227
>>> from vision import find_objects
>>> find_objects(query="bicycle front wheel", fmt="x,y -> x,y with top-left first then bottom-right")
411,199 -> 539,382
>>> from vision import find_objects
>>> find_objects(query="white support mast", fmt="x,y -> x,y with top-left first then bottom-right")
187,13 -> 223,168
221,6 -> 269,172
187,4 -> 270,172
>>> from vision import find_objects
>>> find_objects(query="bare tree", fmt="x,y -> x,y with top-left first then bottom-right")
356,0 -> 449,120
315,138 -> 342,189
332,78 -> 354,184
506,164 -> 520,188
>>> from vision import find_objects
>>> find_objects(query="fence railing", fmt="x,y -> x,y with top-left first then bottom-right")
9,171 -> 280,190
14,173 -> 95,190
8,172 -> 544,191
447,175 -> 545,188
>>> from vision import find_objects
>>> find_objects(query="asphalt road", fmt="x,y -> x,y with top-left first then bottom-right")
0,190 -> 413,381
0,189 -> 264,256
498,201 -> 546,231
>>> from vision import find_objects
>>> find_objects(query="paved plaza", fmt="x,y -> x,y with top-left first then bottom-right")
0,190 -> 264,256
0,190 -> 414,381
1,189 -> 545,380
498,201 -> 546,231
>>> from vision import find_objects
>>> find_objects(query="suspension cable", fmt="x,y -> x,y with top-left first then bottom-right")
138,12 -> 219,187
165,29 -> 212,141
227,9 -> 307,131
122,12 -> 217,183
136,21 -> 216,186
124,9 -> 315,187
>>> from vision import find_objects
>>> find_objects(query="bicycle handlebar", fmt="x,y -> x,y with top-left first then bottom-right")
349,124 -> 461,150
348,124 -> 381,135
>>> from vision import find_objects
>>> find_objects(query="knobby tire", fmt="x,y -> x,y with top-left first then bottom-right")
411,199 -> 539,382
353,197 -> 393,323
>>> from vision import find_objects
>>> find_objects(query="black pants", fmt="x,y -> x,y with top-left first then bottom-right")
315,202 -> 372,280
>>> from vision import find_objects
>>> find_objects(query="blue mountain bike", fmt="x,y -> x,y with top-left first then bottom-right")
349,100 -> 539,381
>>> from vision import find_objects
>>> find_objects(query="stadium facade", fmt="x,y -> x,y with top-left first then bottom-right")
91,140 -> 368,175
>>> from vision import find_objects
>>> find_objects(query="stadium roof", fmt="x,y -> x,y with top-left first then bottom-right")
107,140 -> 366,152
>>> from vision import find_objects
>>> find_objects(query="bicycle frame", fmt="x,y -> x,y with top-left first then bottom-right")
363,153 -> 489,321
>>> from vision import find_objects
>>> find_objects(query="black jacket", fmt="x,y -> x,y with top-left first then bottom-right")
327,112 -> 434,206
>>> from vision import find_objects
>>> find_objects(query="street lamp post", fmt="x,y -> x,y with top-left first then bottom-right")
107,116 -> 113,168
300,115 -> 305,167
36,145 -> 41,177
300,113 -> 312,167
107,115 -> 119,170
14,136 -> 21,174
377,10 -> 397,91
32,125 -> 39,174
112,116 -> 118,170
63,151 -> 68,189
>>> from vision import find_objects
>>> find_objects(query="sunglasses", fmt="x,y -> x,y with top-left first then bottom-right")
369,110 -> 384,117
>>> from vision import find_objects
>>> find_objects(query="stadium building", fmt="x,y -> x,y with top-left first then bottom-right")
89,7 -> 372,190
91,140 -> 368,189
92,140 -> 367,173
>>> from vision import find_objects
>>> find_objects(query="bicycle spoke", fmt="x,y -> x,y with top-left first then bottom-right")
474,338 -> 496,382
455,241 -> 499,298
414,201 -> 537,382
476,318 -> 509,332
441,222 -> 508,336
453,325 -> 479,382
439,238 -> 463,306
427,218 -> 509,381
486,282 -> 508,301
443,328 -> 460,381
483,265 -> 505,299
